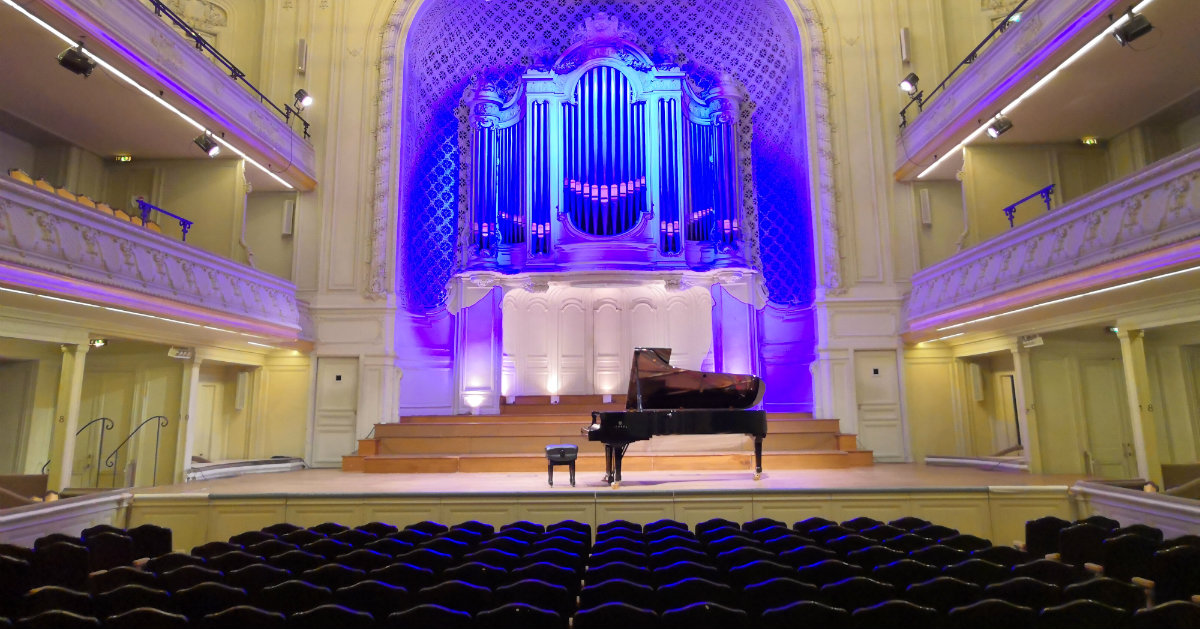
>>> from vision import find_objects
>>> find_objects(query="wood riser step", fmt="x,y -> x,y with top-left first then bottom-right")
377,417 -> 838,434
370,432 -> 844,455
345,450 -> 874,474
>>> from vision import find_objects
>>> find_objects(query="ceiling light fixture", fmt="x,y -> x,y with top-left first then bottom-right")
88,338 -> 107,348
1081,136 -> 1100,146
293,89 -> 313,110
899,73 -> 919,95
194,133 -> 220,158
917,0 -> 1158,179
2,0 -> 293,189
1112,9 -> 1153,46
57,43 -> 96,77
986,115 -> 1013,138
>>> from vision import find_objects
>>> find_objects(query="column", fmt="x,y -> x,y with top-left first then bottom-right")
174,357 -> 202,483
47,343 -> 89,492
1011,346 -> 1043,474
1117,329 -> 1163,486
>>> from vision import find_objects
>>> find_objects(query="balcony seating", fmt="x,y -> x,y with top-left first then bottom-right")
6,169 -> 164,234
5,514 -> 1200,628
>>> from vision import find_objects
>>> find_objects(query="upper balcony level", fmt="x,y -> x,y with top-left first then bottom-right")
2,0 -> 316,192
895,0 -> 1195,183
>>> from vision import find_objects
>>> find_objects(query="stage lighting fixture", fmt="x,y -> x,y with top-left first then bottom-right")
986,115 -> 1013,139
294,89 -> 313,109
1113,10 -> 1152,46
194,133 -> 220,158
899,72 -> 919,94
57,44 -> 96,77
89,338 -> 107,348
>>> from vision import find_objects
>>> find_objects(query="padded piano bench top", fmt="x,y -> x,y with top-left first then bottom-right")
545,445 -> 579,463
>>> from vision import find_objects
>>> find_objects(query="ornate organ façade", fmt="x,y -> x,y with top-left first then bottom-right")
459,14 -> 757,276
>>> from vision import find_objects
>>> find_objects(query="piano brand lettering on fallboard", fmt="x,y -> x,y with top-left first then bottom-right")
584,347 -> 767,487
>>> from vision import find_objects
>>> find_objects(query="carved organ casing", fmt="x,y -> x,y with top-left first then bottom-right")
460,15 -> 756,277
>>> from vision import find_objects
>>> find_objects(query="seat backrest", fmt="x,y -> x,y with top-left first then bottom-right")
1038,599 -> 1130,629
851,599 -> 938,629
198,605 -> 285,629
103,606 -> 188,629
1062,576 -> 1145,611
983,577 -> 1063,611
903,576 -> 981,612
574,602 -> 658,629
942,558 -> 1010,586
1025,516 -> 1071,558
778,545 -> 837,568
819,576 -> 895,611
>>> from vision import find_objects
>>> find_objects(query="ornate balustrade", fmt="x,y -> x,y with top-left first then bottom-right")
907,144 -> 1200,328
0,177 -> 304,337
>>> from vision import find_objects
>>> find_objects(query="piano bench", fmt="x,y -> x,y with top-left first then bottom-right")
545,444 -> 578,487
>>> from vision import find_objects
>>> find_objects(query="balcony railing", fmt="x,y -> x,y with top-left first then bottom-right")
907,144 -> 1200,326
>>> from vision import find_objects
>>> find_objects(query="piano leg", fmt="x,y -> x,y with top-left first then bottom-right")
612,445 -> 627,489
753,436 -> 763,480
603,445 -> 614,484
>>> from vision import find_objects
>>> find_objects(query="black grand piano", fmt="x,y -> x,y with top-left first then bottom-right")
584,348 -> 767,487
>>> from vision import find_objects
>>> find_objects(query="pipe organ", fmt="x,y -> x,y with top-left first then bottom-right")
460,14 -> 756,275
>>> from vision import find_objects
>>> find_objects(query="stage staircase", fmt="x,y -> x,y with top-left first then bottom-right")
342,395 -> 873,474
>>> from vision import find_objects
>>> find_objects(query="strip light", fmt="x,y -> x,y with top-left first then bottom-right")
936,264 -> 1200,332
2,0 -> 294,189
918,0 -> 1156,179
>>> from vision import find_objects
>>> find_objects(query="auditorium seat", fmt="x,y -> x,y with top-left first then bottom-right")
859,524 -> 905,542
246,540 -> 298,559
1010,557 -> 1088,587
260,524 -> 303,537
825,534 -> 875,556
903,575 -> 981,612
1132,600 -> 1200,629
1081,515 -> 1120,531
287,604 -> 374,629
14,610 -> 100,629
779,545 -> 837,568
1102,532 -> 1159,582
301,538 -> 353,560
850,599 -> 938,629
356,521 -> 399,538
158,565 -> 222,592
279,530 -> 324,546
743,518 -> 787,534
174,581 -> 247,618
655,577 -> 736,611
22,585 -> 93,617
845,544 -> 905,569
104,606 -> 189,629
331,529 -> 377,548
88,566 -> 157,594
820,576 -> 896,611
229,531 -> 276,547
394,548 -> 455,573
578,578 -> 655,611
252,580 -> 332,615
442,561 -> 507,589
970,544 -> 1029,567
1062,576 -> 1145,611
1148,544 -> 1200,602
308,522 -> 349,536
940,533 -> 993,553
907,543 -> 968,567
984,577 -> 1062,610
759,600 -> 850,629
726,559 -> 794,588
943,558 -> 1010,586
207,550 -> 263,573
493,579 -> 572,618
94,584 -> 175,618
741,577 -> 819,617
476,602 -> 565,629
808,525 -> 856,545
389,528 -> 434,546
416,537 -> 469,560
1058,522 -> 1112,566
913,524 -> 958,541
655,560 -> 720,586
1037,599 -> 1131,629
145,553 -> 205,575
761,533 -> 811,555
33,541 -> 89,589
453,520 -> 496,537
881,533 -> 930,553
506,562 -> 576,592
225,563 -> 292,593
200,605 -> 286,629
593,535 -> 646,554
946,599 -> 1037,629
1114,524 -> 1164,543
191,541 -> 242,560
333,580 -> 407,619
546,520 -> 590,538
530,536 -> 585,556
364,538 -> 413,558
650,546 -> 708,567
585,561 -> 649,585
597,520 -> 640,536
415,580 -> 492,614
793,517 -> 837,534
573,602 -> 659,629
441,528 -> 484,548
714,546 -> 773,570
502,520 -> 546,535
336,548 -> 392,572
888,517 -> 931,531
368,562 -> 434,590
0,544 -> 34,563
1026,516 -> 1072,557
796,559 -> 863,586
300,563 -> 366,589
660,602 -> 749,629
870,559 -> 940,589
385,604 -> 473,629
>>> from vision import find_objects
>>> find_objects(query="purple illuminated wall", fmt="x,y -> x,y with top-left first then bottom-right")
396,0 -> 817,411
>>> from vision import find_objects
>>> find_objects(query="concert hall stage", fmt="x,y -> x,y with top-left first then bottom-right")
126,465 -> 1086,554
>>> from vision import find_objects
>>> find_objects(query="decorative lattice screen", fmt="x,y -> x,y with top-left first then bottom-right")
399,0 -> 814,312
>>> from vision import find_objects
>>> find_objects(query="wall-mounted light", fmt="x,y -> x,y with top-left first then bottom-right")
986,115 -> 1013,138
1081,136 -> 1100,146
114,154 -> 133,162
193,133 -> 220,157
293,89 -> 313,110
57,44 -> 96,77
899,72 -> 919,95
1113,10 -> 1153,46
88,338 -> 107,348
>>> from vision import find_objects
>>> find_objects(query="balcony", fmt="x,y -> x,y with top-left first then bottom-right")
906,143 -> 1200,336
0,176 -> 307,339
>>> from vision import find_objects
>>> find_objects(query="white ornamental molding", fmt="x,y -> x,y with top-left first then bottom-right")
0,179 -> 303,334
907,146 -> 1200,323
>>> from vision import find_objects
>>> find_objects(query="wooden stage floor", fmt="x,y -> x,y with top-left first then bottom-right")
140,464 -> 1088,498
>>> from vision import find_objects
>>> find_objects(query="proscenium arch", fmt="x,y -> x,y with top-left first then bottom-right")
370,0 -> 842,308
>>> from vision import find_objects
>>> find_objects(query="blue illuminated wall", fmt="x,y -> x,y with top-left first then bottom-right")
397,0 -> 818,411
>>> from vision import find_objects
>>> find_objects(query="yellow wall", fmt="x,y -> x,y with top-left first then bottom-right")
245,191 -> 297,280
0,339 -> 63,474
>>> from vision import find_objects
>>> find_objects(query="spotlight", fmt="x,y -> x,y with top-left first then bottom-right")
899,72 -> 919,95
88,338 -> 107,348
193,133 -> 220,158
1113,10 -> 1152,46
986,115 -> 1013,138
293,89 -> 313,109
57,44 -> 96,77
1081,136 -> 1099,146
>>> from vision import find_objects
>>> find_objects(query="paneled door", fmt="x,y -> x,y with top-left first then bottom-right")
1081,358 -> 1134,478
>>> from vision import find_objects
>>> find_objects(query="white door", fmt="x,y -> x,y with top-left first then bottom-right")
1081,358 -> 1135,478
76,372 -> 133,487
992,373 -> 1020,453
310,358 -> 358,467
0,362 -> 34,473
193,383 -> 220,461
854,350 -> 905,461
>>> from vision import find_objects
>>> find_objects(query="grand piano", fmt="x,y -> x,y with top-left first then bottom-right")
584,348 -> 767,487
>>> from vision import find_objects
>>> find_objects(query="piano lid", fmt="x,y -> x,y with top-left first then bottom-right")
627,347 -> 764,411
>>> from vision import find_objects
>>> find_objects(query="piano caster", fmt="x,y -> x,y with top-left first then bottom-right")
753,472 -> 761,481
610,481 -> 620,489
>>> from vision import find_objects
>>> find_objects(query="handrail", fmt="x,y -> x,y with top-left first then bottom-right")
899,0 -> 1033,129
143,0 -> 310,139
137,198 -> 194,241
1002,184 -> 1055,227
103,416 -> 169,488
41,417 -> 115,486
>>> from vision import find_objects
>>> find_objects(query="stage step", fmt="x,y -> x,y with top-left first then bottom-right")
374,418 -> 841,438
343,449 -> 875,475
397,410 -> 817,424
365,431 -> 855,456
